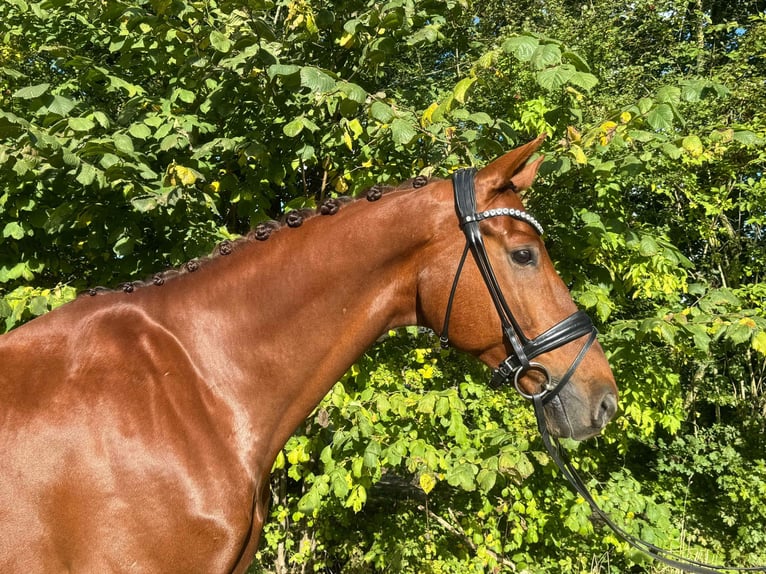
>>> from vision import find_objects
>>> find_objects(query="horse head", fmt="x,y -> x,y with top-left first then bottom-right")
418,136 -> 618,440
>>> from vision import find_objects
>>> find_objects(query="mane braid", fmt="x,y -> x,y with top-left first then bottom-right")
80,176 -> 436,297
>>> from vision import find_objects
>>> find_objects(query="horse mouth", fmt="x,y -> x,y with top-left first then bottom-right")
543,391 -> 615,441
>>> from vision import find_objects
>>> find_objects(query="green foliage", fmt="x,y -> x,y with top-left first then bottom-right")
2,0 -> 766,572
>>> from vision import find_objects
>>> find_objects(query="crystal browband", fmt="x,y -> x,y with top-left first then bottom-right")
460,208 -> 544,236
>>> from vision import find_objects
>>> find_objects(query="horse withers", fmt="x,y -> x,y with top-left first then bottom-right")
0,136 -> 617,573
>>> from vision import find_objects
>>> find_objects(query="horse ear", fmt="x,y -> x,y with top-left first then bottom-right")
475,134 -> 546,194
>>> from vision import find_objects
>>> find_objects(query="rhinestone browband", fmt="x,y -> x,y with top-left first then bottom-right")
461,208 -> 544,236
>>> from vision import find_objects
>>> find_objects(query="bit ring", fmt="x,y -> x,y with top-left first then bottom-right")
513,362 -> 552,401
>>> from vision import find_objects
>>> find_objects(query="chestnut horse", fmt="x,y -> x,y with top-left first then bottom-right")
0,137 -> 617,573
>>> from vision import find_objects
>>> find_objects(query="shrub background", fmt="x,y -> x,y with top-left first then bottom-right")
1,0 -> 765,571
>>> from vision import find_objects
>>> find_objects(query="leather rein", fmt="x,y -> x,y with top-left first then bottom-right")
440,168 -> 765,573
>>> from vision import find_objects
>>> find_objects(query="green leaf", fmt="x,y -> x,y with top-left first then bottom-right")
569,71 -> 598,91
726,320 -> 753,346
3,222 -> 25,240
646,104 -> 674,131
100,153 -> 120,169
453,77 -> 477,104
12,83 -> 50,99
131,197 -> 158,212
562,50 -> 591,72
113,134 -> 134,154
417,392 -> 436,414
331,471 -> 350,498
680,79 -> 707,102
160,134 -> 180,150
12,159 -> 33,177
370,101 -> 394,123
283,117 -> 304,137
28,296 -> 48,316
753,331 -> 766,356
656,86 -> 681,104
658,322 -> 676,345
390,118 -> 417,146
407,25 -> 439,45
92,111 -> 110,128
0,66 -> 26,80
638,236 -> 660,257
628,129 -> 656,142
469,112 -> 493,125
345,484 -> 367,512
446,462 -> 477,491
209,30 -> 231,53
661,142 -> 683,159
128,123 -> 152,139
112,235 -> 135,257
682,135 -> 703,156
76,163 -> 97,186
298,488 -> 321,513
685,324 -> 711,353
477,468 -> 497,493
0,298 -> 11,318
45,95 -> 76,116
530,44 -> 562,70
363,443 -> 380,469
502,35 -> 539,61
338,81 -> 367,103
536,65 -> 574,91
267,64 -> 301,79
173,88 -> 195,104
732,130 -> 763,146
68,117 -> 95,132
637,97 -> 654,114
300,67 -> 335,93
62,150 -> 79,167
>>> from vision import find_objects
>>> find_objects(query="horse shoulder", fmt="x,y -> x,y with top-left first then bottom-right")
0,299 -> 260,572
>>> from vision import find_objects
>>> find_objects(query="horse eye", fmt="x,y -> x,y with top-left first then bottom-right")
511,249 -> 535,266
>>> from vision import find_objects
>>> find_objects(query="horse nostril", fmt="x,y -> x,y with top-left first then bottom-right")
594,392 -> 618,428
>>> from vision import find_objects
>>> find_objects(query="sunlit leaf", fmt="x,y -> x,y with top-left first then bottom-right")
390,118 -> 417,145
12,83 -> 49,99
536,65 -> 574,91
419,472 -> 436,494
502,35 -> 539,61
45,95 -> 76,116
300,67 -> 335,93
68,117 -> 95,132
209,30 -> 231,53
646,103 -> 674,131
753,331 -> 766,356
453,77 -> 477,104
530,43 -> 562,70
370,101 -> 394,123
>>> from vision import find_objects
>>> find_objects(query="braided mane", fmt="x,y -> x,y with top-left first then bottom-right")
83,176 -> 435,296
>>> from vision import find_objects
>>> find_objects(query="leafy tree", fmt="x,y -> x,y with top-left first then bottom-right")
1,0 -> 765,572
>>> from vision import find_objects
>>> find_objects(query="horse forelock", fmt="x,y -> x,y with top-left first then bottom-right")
81,176 -> 439,297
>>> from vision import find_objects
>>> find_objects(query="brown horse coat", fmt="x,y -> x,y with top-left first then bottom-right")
0,138 -> 617,572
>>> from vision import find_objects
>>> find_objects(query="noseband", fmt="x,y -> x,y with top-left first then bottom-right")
440,168 -> 598,403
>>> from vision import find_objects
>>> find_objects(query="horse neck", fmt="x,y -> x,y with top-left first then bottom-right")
151,184 -> 448,459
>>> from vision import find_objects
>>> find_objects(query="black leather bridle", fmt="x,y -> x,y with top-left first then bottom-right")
440,167 -> 598,401
440,167 -> 765,574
